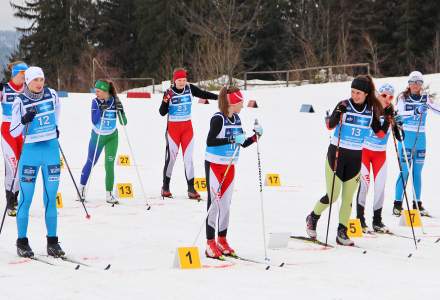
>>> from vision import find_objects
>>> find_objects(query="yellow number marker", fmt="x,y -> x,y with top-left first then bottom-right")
56,193 -> 63,208
116,183 -> 134,199
194,178 -> 207,192
400,210 -> 422,227
117,154 -> 131,166
265,173 -> 281,186
346,219 -> 363,237
174,247 -> 201,269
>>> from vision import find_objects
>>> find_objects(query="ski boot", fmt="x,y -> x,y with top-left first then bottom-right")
392,201 -> 402,216
76,184 -> 86,202
413,201 -> 430,217
161,187 -> 173,199
205,239 -> 223,259
373,208 -> 390,233
357,204 -> 369,233
47,236 -> 65,258
13,191 -> 19,208
6,190 -> 16,217
217,236 -> 236,257
306,212 -> 320,239
187,179 -> 201,200
106,191 -> 119,205
188,190 -> 201,200
17,237 -> 34,258
336,224 -> 355,246
161,177 -> 173,199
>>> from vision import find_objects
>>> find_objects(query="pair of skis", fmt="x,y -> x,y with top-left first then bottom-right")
28,255 -> 111,270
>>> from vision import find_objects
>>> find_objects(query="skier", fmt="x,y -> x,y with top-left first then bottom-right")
159,68 -> 218,200
78,80 -> 127,204
0,61 -> 28,216
356,83 -> 403,233
393,71 -> 440,216
305,75 -> 393,246
204,86 -> 263,259
10,66 -> 64,258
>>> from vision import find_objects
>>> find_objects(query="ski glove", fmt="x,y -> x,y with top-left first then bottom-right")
336,103 -> 347,114
115,99 -> 124,112
233,133 -> 246,145
99,101 -> 109,111
56,126 -> 60,139
254,124 -> 263,136
415,104 -> 428,115
163,89 -> 172,103
21,110 -> 36,125
394,114 -> 403,126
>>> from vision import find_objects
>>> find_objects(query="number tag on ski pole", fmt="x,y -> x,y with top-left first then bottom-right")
194,178 -> 207,192
265,173 -> 281,186
116,183 -> 134,199
173,247 -> 201,269
400,210 -> 422,227
346,219 -> 363,237
117,154 -> 131,166
56,193 -> 63,208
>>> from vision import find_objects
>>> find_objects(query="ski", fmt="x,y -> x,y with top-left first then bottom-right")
225,255 -> 285,270
30,256 -> 57,266
60,256 -> 112,270
290,235 -> 334,248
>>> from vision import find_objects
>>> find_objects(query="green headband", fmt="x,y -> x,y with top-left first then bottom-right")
95,80 -> 110,92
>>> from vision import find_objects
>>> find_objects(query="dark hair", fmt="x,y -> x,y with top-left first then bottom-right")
353,75 -> 383,116
218,86 -> 240,116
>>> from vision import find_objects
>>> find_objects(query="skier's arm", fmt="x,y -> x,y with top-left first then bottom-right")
10,97 -> 25,137
427,97 -> 440,115
371,106 -> 392,138
189,84 -> 218,100
159,90 -> 171,116
91,99 -> 101,125
206,115 -> 231,146
326,101 -> 347,129
49,88 -> 60,126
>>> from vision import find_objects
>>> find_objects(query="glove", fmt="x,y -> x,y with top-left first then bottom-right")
21,110 -> 36,125
115,98 -> 124,112
163,89 -> 172,103
99,101 -> 109,111
233,133 -> 246,145
56,127 -> 60,138
254,124 -> 263,136
384,105 -> 394,117
394,114 -> 403,126
336,103 -> 347,114
415,104 -> 428,115
0,82 -> 4,91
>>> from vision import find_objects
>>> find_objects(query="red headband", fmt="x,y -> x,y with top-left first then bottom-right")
173,69 -> 187,82
227,90 -> 244,105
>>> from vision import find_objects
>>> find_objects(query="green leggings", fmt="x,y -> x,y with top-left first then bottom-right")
313,159 -> 360,227
80,130 -> 118,191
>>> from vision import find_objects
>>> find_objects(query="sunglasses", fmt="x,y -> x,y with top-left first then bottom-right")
380,93 -> 394,100
408,80 -> 423,86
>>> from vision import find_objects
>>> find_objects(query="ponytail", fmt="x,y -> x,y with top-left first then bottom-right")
108,81 -> 117,98
218,86 -> 240,116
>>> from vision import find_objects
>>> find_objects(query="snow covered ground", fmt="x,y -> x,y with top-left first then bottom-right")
1,74 -> 440,299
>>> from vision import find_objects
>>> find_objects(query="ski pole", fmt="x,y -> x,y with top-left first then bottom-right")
192,145 -> 240,245
117,110 -> 151,210
399,112 -> 425,233
58,142 -> 91,219
0,123 -> 29,235
254,119 -> 268,262
83,112 -> 105,201
324,114 -> 343,247
391,124 -> 418,250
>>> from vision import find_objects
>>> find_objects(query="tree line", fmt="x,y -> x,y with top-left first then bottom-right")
7,0 -> 440,91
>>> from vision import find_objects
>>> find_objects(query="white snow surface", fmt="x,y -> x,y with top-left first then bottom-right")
1,74 -> 440,299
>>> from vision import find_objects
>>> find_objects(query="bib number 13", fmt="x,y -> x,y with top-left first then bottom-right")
351,128 -> 361,137
37,115 -> 50,126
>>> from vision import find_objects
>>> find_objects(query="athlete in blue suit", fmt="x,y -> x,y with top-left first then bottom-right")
10,66 -> 64,258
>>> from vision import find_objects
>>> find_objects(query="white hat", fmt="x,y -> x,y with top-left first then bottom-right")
25,66 -> 45,85
408,71 -> 423,83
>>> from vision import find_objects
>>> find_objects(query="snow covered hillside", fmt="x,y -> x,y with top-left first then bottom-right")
1,74 -> 440,299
